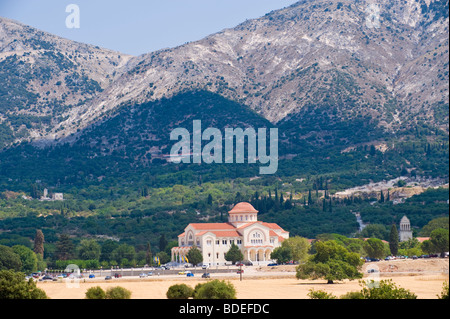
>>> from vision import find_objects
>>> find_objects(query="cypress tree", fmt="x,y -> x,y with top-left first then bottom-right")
34,230 -> 45,258
389,224 -> 399,256
146,242 -> 152,266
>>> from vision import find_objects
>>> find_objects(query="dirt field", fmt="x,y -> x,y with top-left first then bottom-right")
37,259 -> 449,299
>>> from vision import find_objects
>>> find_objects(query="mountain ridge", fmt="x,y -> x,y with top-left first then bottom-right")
0,0 -> 448,149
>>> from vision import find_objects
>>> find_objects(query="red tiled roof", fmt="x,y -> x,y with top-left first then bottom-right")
189,223 -> 235,230
229,202 -> 258,214
261,222 -> 288,232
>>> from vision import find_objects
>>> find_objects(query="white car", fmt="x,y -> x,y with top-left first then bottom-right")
139,273 -> 148,278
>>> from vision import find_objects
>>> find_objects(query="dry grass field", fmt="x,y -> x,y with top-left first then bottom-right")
37,258 -> 449,299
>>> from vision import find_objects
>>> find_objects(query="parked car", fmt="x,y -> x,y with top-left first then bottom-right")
147,272 -> 153,276
41,275 -> 53,281
178,271 -> 186,275
202,273 -> 210,279
367,268 -> 379,273
267,263 -> 278,267
201,264 -> 209,269
139,273 -> 148,278
89,274 -> 95,278
105,276 -> 112,280
186,272 -> 194,277
237,269 -> 244,274
114,273 -> 122,278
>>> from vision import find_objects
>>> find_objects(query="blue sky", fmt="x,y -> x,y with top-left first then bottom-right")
0,0 -> 299,56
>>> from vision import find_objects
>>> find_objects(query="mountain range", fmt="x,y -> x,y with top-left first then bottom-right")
0,0 -> 448,163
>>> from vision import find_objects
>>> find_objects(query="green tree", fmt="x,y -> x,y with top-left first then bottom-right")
207,194 -> 213,205
166,284 -> 194,299
85,286 -> 106,299
194,280 -> 236,299
430,228 -> 449,257
0,270 -> 48,299
0,245 -> 22,271
156,251 -> 170,265
296,240 -> 363,284
360,224 -> 389,241
438,281 -> 449,300
421,240 -> 435,254
270,246 -> 292,264
111,244 -> 136,264
360,279 -> 417,299
225,243 -> 244,264
77,239 -> 101,260
12,245 -> 37,274
33,230 -> 44,258
55,234 -> 75,261
281,236 -> 310,262
421,217 -> 449,236
364,238 -> 386,259
159,234 -> 168,252
100,240 -> 119,262
186,246 -> 203,266
307,289 -> 337,299
145,242 -> 152,266
105,286 -> 132,299
389,224 -> 399,256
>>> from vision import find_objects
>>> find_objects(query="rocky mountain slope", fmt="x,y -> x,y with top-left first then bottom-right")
0,16 -> 132,147
51,0 -> 448,143
0,0 -> 448,149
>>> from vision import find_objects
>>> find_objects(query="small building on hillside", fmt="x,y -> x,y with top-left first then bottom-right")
171,202 -> 289,266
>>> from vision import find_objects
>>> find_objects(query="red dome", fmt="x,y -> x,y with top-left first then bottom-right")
229,202 -> 258,214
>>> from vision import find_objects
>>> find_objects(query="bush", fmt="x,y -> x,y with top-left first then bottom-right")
438,281 -> 449,299
339,291 -> 365,299
0,270 -> 48,299
360,280 -> 417,299
307,289 -> 336,299
85,286 -> 106,299
105,286 -> 132,299
193,280 -> 236,299
166,283 -> 194,299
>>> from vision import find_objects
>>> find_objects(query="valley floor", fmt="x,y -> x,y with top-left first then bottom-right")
37,258 -> 449,299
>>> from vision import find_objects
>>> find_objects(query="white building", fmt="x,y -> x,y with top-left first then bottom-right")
399,215 -> 413,242
171,202 -> 289,266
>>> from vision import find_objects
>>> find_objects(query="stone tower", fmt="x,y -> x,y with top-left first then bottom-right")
399,215 -> 413,242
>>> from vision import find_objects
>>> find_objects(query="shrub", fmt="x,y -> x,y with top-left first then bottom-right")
307,289 -> 336,299
166,283 -> 194,299
438,281 -> 449,299
0,270 -> 48,299
85,286 -> 106,299
339,291 -> 365,299
105,286 -> 132,299
193,280 -> 236,299
360,280 -> 417,299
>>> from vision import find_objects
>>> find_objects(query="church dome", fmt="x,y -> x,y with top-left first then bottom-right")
229,202 -> 258,214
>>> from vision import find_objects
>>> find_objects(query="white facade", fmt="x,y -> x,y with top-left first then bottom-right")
172,202 -> 289,265
399,215 -> 413,242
